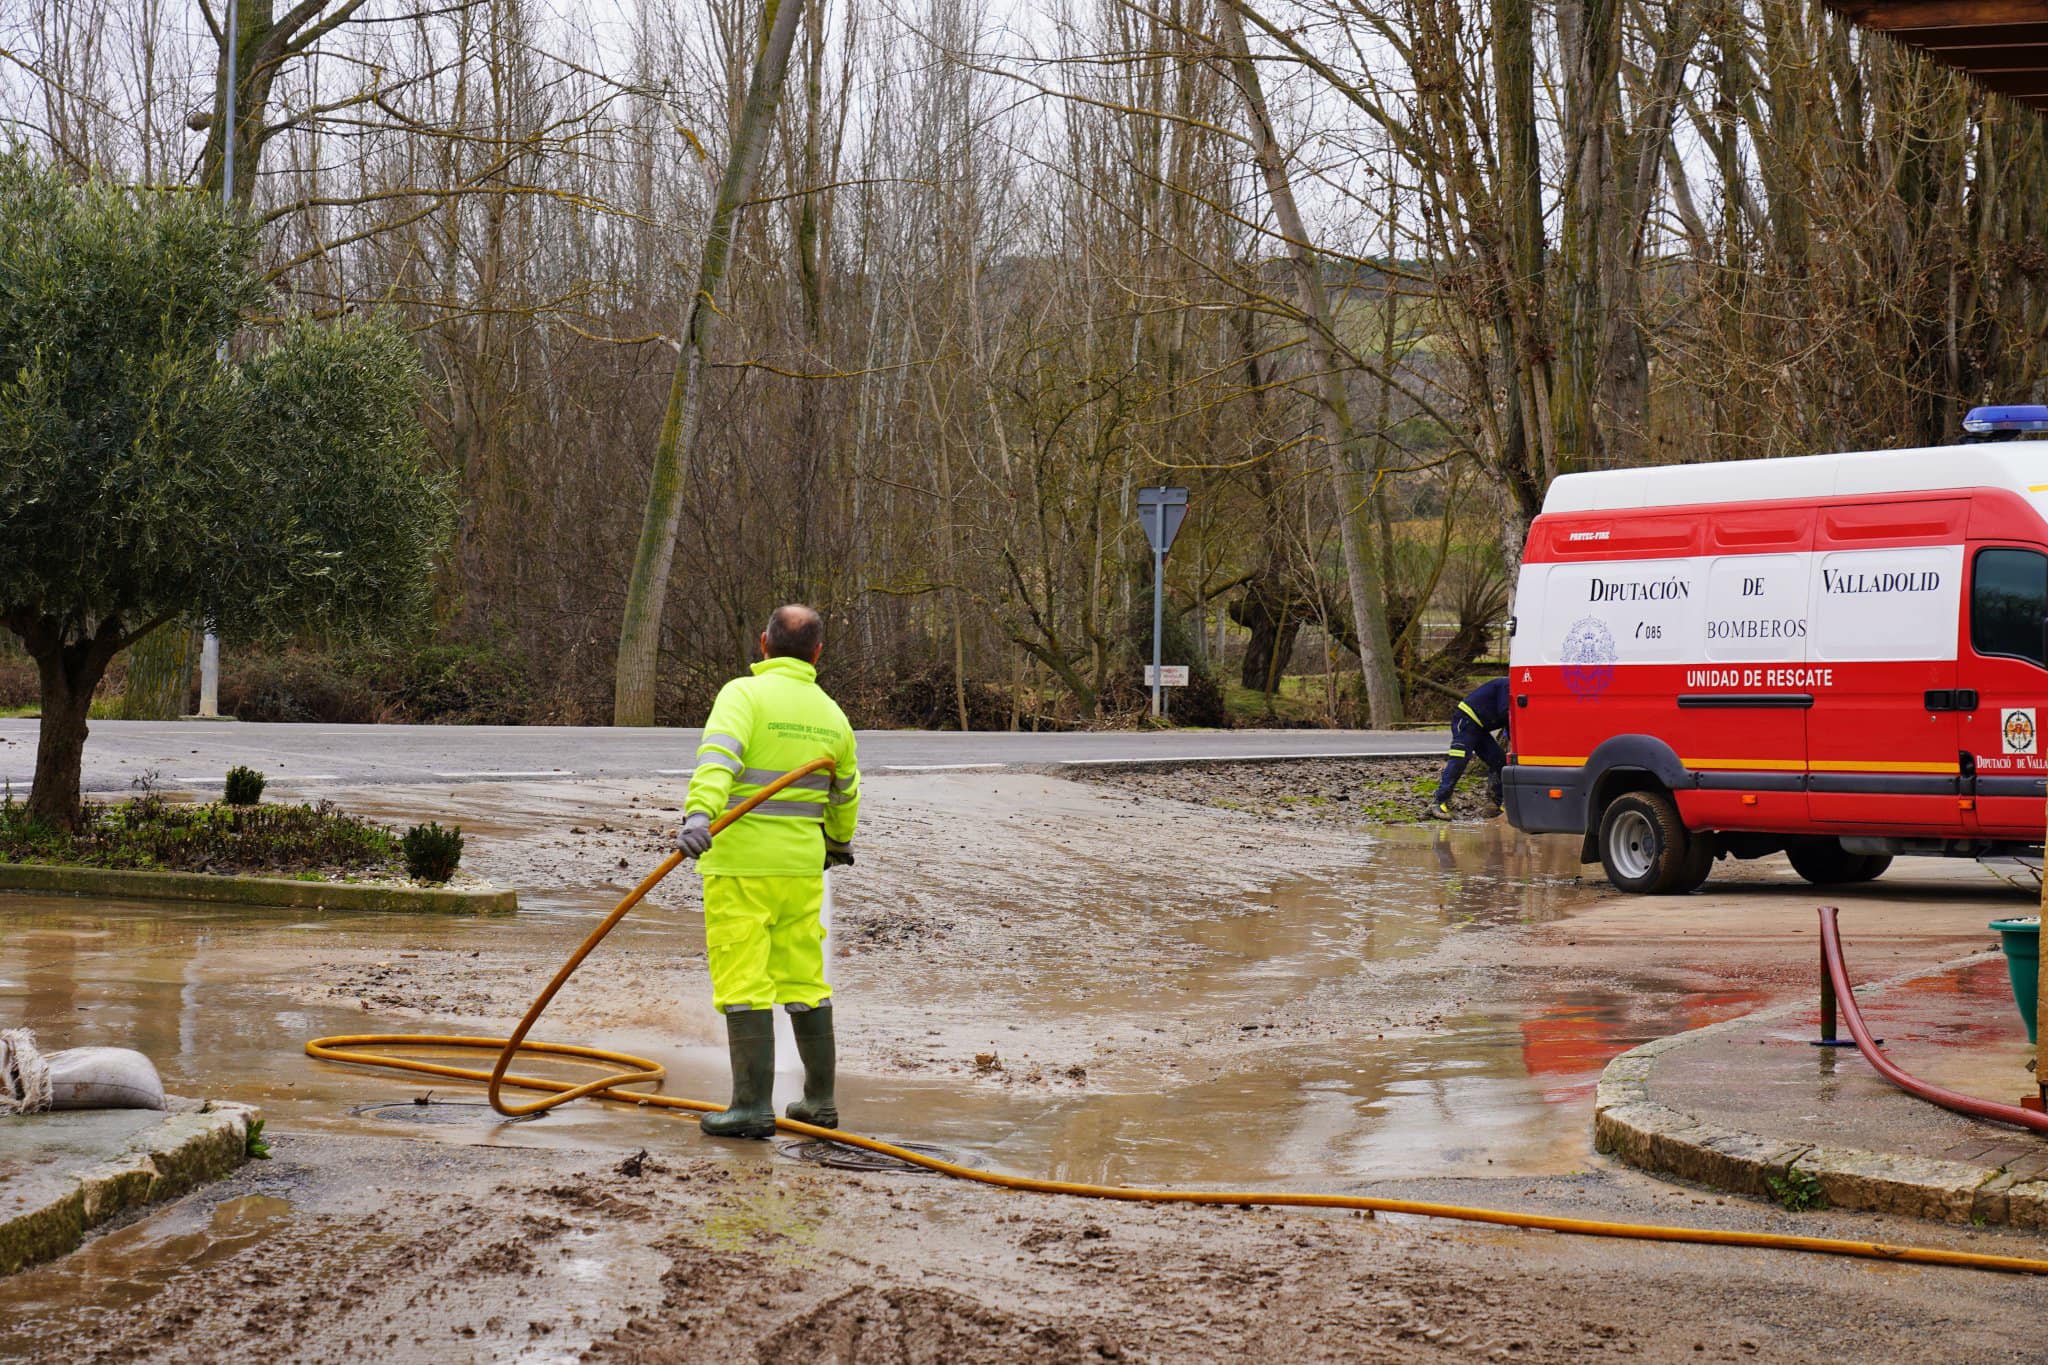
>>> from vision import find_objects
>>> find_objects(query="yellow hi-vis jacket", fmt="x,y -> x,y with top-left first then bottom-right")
685,656 -> 860,877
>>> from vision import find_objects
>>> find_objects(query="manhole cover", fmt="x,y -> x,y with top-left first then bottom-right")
776,1138 -> 954,1174
351,1100 -> 541,1125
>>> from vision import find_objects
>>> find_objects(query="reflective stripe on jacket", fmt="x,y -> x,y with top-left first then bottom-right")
686,656 -> 861,877
1456,677 -> 1512,734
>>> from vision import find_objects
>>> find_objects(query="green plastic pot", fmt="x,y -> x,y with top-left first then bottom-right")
1989,917 -> 2040,1045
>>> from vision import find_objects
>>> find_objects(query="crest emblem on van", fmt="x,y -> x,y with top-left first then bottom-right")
1560,616 -> 1617,700
2002,708 -> 2037,756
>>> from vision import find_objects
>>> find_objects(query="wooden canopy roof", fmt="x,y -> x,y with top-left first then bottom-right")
1827,1 -> 2048,111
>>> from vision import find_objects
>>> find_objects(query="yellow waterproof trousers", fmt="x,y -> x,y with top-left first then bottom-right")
702,874 -> 829,1012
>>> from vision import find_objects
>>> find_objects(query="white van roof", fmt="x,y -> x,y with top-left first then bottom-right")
1542,442 -> 2048,514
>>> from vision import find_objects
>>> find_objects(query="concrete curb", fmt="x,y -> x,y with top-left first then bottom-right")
1593,955 -> 2048,1229
0,861 -> 516,915
0,1099 -> 262,1275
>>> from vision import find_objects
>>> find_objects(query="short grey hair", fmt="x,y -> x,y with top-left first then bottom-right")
764,603 -> 824,659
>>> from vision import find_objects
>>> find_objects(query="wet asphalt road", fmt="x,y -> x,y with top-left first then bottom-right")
0,719 -> 1446,795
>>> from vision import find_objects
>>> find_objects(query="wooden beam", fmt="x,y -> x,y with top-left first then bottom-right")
1825,1 -> 2048,114
1879,21 -> 2048,45
1974,68 -> 2048,91
1907,40 -> 2048,65
1826,0 -> 2048,30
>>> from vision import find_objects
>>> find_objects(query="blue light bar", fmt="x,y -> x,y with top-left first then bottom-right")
1963,404 -> 2048,433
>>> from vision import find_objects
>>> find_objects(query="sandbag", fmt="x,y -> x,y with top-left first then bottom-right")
46,1046 -> 167,1111
1,1028 -> 53,1114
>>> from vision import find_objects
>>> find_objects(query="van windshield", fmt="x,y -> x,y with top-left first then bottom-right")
1971,547 -> 2048,667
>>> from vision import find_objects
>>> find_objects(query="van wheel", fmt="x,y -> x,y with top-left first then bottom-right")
1598,791 -> 1691,895
1674,832 -> 1718,894
1787,840 -> 1886,886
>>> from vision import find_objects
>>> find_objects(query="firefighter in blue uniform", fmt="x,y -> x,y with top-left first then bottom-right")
1423,677 -> 1510,819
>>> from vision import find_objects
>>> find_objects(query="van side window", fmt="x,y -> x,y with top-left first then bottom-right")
1971,548 -> 2048,667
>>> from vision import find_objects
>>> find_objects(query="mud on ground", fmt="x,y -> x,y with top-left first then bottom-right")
308,769 -> 1413,1090
4,762 -> 2041,1361
10,1126 -> 2042,1364
1079,756 -> 1503,825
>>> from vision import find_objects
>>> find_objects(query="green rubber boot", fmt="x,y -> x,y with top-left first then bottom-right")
700,1007 -> 777,1139
784,1004 -> 838,1129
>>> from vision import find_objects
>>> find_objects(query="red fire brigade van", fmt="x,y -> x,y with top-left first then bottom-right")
1503,409 -> 2048,894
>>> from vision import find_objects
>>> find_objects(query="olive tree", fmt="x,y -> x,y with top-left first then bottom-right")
0,154 -> 453,827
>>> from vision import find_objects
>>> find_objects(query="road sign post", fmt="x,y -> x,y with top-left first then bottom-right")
1136,487 -> 1189,718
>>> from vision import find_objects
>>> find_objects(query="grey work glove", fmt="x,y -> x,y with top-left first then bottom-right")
674,812 -> 713,859
824,839 -> 855,870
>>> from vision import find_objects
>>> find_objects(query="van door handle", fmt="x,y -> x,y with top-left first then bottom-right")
1924,689 -> 1980,711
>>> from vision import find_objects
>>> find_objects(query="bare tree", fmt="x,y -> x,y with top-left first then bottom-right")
614,0 -> 809,726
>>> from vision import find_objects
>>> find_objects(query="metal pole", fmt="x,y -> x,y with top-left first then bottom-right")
1810,907 -> 1862,1047
198,0 -> 236,720
1151,543 -> 1164,718
1818,934 -> 1836,1044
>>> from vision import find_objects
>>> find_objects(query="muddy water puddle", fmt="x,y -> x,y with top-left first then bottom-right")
0,894 -> 662,1154
818,987 -> 1768,1188
0,817 -> 1796,1198
0,1194 -> 295,1356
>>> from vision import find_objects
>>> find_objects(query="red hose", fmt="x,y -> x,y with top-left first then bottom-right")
1818,905 -> 2048,1134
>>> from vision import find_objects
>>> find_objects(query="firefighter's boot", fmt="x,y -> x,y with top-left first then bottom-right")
701,1007 -> 777,1139
784,1004 -> 838,1129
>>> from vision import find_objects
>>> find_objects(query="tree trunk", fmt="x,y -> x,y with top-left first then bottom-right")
1230,574 -> 1303,694
18,623 -> 125,831
613,0 -> 808,726
1217,1 -> 1403,726
30,673 -> 93,830
1551,0 -> 1622,473
1492,0 -> 1549,496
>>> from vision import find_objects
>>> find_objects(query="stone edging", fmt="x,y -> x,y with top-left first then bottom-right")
1594,953 -> 2048,1228
0,861 -> 516,915
0,1099 -> 262,1275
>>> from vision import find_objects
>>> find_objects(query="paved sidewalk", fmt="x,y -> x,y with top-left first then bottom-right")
1596,949 -> 2048,1227
0,1099 -> 261,1274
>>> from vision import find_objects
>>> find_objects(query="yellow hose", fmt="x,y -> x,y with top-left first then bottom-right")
306,761 -> 2048,1278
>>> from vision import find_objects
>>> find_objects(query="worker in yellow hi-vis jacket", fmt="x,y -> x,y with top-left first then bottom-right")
672,604 -> 860,1139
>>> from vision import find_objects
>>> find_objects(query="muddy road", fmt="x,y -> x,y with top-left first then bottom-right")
2,762 -> 2041,1360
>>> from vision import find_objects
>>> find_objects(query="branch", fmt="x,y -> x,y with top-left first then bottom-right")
283,0 -> 375,56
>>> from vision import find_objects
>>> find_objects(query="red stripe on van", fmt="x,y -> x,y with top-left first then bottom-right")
1529,491 -> 1986,564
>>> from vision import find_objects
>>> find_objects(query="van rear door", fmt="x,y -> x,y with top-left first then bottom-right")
1961,542 -> 2048,838
1806,499 -> 1968,831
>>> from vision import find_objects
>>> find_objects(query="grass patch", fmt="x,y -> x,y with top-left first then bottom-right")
0,695 -> 126,720
1765,1167 -> 1828,1212
1223,675 -> 1336,727
0,789 -> 402,878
